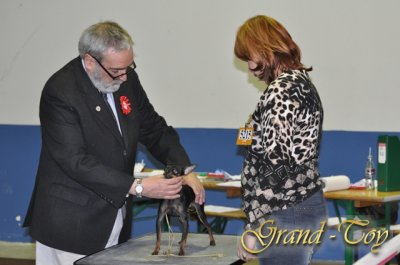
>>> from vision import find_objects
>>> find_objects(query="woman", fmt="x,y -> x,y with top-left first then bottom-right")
234,15 -> 327,265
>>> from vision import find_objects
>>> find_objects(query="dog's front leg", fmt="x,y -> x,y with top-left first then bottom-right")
152,204 -> 166,255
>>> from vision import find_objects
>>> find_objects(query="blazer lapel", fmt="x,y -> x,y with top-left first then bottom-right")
113,90 -> 129,149
75,59 -> 125,145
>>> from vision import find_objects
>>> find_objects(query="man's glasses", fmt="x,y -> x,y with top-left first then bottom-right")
89,54 -> 136,80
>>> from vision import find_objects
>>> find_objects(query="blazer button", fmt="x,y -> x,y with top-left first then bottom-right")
123,150 -> 127,156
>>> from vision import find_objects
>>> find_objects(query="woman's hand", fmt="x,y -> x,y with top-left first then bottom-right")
129,174 -> 182,199
237,233 -> 258,262
183,173 -> 205,204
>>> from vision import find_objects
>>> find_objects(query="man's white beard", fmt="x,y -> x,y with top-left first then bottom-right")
89,66 -> 123,93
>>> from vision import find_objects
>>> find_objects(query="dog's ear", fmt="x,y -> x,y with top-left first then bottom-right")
184,164 -> 197,175
164,165 -> 179,178
164,164 -> 196,178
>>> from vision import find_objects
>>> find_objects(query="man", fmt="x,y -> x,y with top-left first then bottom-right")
23,21 -> 204,265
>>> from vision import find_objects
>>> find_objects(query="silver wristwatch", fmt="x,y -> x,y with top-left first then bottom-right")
135,178 -> 143,198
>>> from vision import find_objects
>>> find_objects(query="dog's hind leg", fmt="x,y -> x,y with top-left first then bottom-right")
178,213 -> 189,256
194,204 -> 216,246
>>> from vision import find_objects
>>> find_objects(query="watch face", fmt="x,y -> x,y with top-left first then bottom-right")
136,185 -> 143,193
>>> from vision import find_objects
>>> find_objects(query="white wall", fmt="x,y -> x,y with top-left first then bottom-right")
1,0 -> 399,131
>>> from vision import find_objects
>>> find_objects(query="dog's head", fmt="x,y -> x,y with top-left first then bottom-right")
164,164 -> 196,179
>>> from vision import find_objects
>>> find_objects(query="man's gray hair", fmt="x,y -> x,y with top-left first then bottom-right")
78,21 -> 134,60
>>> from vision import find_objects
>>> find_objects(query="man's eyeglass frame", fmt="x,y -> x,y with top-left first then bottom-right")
88,54 -> 136,80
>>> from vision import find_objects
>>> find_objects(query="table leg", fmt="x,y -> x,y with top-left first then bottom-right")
132,199 -> 158,220
198,217 -> 228,234
384,203 -> 392,228
342,200 -> 356,265
384,203 -> 394,265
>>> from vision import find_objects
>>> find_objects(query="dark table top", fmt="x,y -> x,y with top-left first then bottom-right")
75,233 -> 243,265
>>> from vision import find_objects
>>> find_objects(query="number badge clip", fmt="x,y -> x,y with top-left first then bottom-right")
236,127 -> 253,146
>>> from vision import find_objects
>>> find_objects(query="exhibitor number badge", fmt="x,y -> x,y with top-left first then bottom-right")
236,127 -> 253,146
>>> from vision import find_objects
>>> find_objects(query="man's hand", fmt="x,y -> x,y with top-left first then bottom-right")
129,174 -> 182,199
183,173 -> 205,204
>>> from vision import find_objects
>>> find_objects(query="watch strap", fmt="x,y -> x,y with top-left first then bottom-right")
135,178 -> 143,198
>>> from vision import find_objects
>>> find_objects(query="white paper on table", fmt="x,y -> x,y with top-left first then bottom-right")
134,170 -> 164,178
204,205 -> 241,213
225,175 -> 241,181
320,175 -> 350,192
133,161 -> 145,173
350,178 -> 378,189
216,181 -> 241,188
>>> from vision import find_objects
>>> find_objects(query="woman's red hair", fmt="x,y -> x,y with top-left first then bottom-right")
234,15 -> 310,81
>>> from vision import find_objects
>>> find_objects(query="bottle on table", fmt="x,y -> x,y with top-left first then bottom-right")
365,147 -> 376,190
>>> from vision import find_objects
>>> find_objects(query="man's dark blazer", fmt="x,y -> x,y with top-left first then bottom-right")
23,57 -> 190,255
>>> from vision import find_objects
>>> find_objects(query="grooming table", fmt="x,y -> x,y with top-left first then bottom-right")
75,233 -> 242,265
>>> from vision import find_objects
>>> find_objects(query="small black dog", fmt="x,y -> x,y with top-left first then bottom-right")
152,164 -> 216,256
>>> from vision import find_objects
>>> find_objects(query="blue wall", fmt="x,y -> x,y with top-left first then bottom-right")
1,125 -> 399,260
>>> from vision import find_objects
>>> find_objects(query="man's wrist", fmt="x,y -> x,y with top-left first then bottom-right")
134,178 -> 143,198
